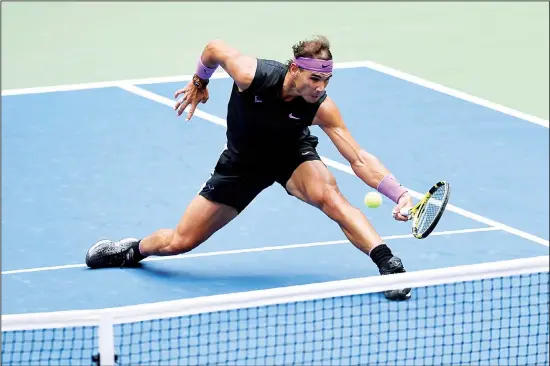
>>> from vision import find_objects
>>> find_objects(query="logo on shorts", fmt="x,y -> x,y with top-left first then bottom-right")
254,96 -> 262,103
289,113 -> 300,120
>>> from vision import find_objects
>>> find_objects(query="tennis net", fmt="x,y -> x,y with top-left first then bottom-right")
2,255 -> 548,365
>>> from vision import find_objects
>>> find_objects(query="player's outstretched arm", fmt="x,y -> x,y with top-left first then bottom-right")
313,97 -> 413,221
174,40 -> 257,120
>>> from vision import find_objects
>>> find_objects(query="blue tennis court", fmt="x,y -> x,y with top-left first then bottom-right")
2,64 -> 549,365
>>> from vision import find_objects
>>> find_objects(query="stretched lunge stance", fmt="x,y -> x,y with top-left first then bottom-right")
85,36 -> 414,300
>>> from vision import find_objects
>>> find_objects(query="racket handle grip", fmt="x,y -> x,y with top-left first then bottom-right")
400,208 -> 410,217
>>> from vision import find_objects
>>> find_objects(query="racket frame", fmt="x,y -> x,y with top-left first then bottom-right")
409,181 -> 451,239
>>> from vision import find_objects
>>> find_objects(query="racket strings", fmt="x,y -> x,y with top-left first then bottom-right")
417,186 -> 448,234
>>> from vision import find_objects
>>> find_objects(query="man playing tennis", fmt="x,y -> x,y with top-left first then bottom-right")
85,36 -> 414,301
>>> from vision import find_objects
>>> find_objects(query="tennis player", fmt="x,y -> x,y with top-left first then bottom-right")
85,36 -> 414,301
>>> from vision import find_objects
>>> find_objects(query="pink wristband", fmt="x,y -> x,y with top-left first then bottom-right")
377,175 -> 408,203
196,58 -> 218,80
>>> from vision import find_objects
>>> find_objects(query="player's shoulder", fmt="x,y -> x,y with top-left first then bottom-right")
313,96 -> 342,127
317,95 -> 338,114
256,58 -> 287,71
246,59 -> 288,94
254,59 -> 288,81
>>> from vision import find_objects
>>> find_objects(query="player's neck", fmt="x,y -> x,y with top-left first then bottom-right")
281,74 -> 299,101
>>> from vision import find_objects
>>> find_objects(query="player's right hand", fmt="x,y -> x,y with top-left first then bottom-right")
174,80 -> 209,121
392,192 -> 413,222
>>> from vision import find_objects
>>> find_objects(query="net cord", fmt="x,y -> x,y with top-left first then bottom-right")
3,255 -> 548,332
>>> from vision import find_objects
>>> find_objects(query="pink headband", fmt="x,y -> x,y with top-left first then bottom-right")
293,57 -> 333,73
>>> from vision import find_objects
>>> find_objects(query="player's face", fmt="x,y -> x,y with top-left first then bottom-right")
295,69 -> 332,103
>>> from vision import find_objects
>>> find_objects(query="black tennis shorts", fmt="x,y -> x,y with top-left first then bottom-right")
199,137 -> 322,213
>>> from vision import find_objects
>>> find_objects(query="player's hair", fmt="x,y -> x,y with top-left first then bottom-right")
286,35 -> 333,67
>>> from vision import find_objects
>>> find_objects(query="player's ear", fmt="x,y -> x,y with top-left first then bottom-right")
289,62 -> 300,76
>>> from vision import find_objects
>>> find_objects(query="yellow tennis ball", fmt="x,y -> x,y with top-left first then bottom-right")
364,192 -> 383,208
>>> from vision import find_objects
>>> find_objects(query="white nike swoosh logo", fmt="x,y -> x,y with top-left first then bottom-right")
289,114 -> 300,120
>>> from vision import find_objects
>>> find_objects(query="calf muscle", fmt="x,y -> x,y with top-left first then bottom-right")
139,196 -> 238,256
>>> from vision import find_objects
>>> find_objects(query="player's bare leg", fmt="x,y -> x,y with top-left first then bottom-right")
285,160 -> 411,300
85,196 -> 238,268
139,196 -> 238,256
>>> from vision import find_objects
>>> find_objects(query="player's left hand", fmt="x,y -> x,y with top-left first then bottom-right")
393,192 -> 413,222
173,80 -> 210,121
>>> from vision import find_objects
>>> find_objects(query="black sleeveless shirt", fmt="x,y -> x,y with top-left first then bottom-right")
225,59 -> 327,160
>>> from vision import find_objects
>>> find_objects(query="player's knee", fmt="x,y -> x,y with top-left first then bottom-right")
310,183 -> 347,218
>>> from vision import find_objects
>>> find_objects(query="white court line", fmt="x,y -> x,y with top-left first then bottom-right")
3,59 -> 547,129
1,227 -> 499,275
119,83 -> 550,248
321,158 -> 550,247
0,61 -> 366,96
360,60 -> 549,128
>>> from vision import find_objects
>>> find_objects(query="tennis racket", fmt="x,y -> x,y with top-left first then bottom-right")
400,181 -> 451,239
